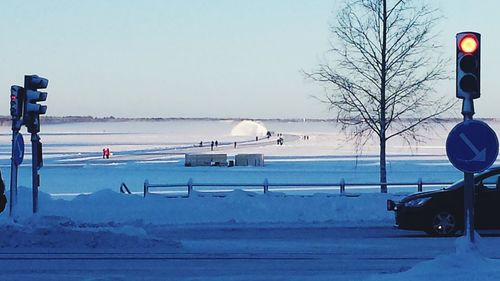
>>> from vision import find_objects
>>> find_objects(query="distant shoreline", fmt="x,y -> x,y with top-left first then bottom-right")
0,115 -> 495,125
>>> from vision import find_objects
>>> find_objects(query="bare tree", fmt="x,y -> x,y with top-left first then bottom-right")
306,0 -> 455,192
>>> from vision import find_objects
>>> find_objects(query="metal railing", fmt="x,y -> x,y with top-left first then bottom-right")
120,182 -> 132,194
140,178 -> 454,198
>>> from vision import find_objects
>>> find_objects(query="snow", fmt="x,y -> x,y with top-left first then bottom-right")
4,186 -> 500,280
368,234 -> 500,281
230,120 -> 268,137
2,187 -> 398,226
1,119 -> 500,280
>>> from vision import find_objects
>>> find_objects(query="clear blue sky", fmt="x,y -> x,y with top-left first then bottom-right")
1,0 -> 499,118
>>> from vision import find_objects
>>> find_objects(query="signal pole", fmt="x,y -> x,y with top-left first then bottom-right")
9,86 -> 25,216
458,32 -> 480,243
6,75 -> 48,216
24,75 -> 48,214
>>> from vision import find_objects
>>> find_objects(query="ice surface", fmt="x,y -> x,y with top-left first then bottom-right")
0,120 -> 472,196
1,119 -> 499,280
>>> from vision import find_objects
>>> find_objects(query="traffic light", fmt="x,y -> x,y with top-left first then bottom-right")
25,90 -> 48,115
456,32 -> 480,99
23,75 -> 48,133
10,86 -> 24,119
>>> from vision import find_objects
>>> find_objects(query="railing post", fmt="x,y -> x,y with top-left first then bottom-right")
120,182 -> 131,194
143,180 -> 149,198
340,178 -> 345,195
263,178 -> 269,194
187,178 -> 193,197
417,177 -> 423,192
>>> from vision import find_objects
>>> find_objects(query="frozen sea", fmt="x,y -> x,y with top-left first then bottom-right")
2,118 -> 498,197
1,119 -> 500,281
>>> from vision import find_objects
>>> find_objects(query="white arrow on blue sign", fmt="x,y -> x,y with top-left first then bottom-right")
446,120 -> 499,173
13,133 -> 24,166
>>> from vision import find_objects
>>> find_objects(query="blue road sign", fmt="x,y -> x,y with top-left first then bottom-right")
446,120 -> 499,173
13,133 -> 24,166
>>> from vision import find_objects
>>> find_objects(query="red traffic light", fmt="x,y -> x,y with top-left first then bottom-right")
456,32 -> 481,99
459,34 -> 479,54
10,95 -> 17,101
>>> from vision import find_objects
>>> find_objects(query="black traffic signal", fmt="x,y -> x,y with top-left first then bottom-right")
25,90 -> 48,115
456,32 -> 480,99
23,75 -> 48,133
10,85 -> 24,119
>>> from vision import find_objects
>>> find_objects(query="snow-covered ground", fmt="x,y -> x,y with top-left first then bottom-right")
367,234 -> 500,281
0,119 -> 475,196
1,119 -> 499,280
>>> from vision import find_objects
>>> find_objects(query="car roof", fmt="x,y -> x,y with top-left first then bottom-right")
475,166 -> 500,178
486,166 -> 500,172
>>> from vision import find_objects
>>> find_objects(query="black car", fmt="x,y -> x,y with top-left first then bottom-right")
0,169 -> 5,213
387,167 -> 500,236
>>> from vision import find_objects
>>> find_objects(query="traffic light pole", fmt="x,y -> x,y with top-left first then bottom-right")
31,133 -> 41,214
464,172 -> 475,242
9,129 -> 19,217
462,97 -> 475,243
7,75 -> 48,216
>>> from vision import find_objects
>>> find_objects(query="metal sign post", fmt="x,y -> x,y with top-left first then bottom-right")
446,98 -> 498,242
9,130 -> 23,216
463,172 -> 474,241
31,133 -> 42,213
9,86 -> 24,216
461,102 -> 477,242
446,32 -> 499,243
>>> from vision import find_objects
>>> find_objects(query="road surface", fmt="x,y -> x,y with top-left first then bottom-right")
2,225 -> 499,280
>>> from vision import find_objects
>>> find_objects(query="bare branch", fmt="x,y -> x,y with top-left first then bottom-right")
305,0 -> 454,188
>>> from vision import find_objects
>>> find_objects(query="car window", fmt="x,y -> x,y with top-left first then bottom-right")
446,179 -> 464,190
481,174 -> 500,190
447,170 -> 500,191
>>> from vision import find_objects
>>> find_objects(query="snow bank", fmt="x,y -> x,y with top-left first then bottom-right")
367,234 -> 500,281
0,187 -> 399,250
230,120 -> 268,137
0,217 -> 180,250
2,187 -> 398,226
0,189 -> 181,250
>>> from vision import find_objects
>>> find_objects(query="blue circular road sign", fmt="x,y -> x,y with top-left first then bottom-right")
13,133 -> 24,166
446,120 -> 499,173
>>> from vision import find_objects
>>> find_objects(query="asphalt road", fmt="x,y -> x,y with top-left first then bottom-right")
2,225 -> 499,281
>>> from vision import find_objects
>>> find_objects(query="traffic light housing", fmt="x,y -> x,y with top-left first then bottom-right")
456,32 -> 480,99
10,86 -> 24,119
23,75 -> 48,133
25,90 -> 48,115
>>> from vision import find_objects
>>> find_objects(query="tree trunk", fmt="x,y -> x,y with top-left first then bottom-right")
309,0 -> 452,192
380,135 -> 387,193
380,0 -> 388,193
